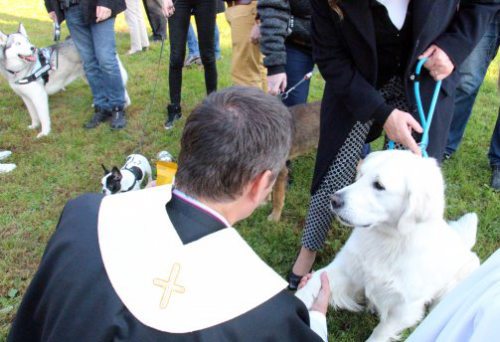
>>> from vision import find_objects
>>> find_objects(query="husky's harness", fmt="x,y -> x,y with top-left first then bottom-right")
15,47 -> 57,85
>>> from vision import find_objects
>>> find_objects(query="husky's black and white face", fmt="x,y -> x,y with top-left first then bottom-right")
0,24 -> 37,73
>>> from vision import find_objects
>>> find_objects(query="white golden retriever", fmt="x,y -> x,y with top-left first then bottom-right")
295,150 -> 480,342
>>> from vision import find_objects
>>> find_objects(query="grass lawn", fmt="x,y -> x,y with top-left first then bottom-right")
1,1 -> 499,340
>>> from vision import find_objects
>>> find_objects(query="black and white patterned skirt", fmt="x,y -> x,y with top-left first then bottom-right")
301,76 -> 409,251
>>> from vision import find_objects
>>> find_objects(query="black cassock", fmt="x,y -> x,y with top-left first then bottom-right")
9,186 -> 325,341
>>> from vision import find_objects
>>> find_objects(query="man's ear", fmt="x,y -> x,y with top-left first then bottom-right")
0,31 -> 7,47
248,170 -> 275,205
17,23 -> 28,38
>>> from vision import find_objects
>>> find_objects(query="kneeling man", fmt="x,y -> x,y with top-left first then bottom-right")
9,86 -> 330,341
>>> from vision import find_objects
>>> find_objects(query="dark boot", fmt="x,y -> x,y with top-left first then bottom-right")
110,107 -> 126,130
492,165 -> 500,190
165,104 -> 182,130
84,106 -> 111,129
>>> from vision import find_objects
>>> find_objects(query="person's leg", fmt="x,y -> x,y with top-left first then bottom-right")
137,0 -> 150,49
225,2 -> 266,90
489,107 -> 500,190
125,0 -> 143,53
166,0 -> 191,128
90,18 -> 125,110
186,23 -> 200,59
194,0 -> 217,95
64,5 -> 107,110
214,23 -> 221,60
282,44 -> 314,107
290,121 -> 372,289
445,19 -> 499,157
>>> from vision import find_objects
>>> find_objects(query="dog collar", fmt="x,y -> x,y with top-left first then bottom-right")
15,47 -> 56,85
123,166 -> 143,192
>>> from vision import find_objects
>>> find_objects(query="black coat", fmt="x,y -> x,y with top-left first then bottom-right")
45,0 -> 126,24
310,0 -> 500,194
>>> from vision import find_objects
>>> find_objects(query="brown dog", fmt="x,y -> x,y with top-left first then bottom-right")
268,101 -> 320,222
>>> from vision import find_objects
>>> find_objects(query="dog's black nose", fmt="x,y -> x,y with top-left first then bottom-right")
30,46 -> 36,52
330,194 -> 344,209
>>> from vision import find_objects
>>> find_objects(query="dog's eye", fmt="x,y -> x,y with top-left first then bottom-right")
373,181 -> 385,191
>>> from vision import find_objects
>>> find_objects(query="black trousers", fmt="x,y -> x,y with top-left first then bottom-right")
142,0 -> 167,38
168,0 -> 217,105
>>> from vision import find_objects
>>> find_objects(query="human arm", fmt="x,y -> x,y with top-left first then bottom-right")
432,1 -> 500,72
257,0 -> 291,76
298,272 -> 330,342
161,0 -> 175,17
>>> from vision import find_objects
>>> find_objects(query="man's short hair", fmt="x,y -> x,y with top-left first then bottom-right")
175,86 -> 293,202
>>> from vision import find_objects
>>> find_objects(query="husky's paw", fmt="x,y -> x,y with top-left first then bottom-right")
36,131 -> 50,138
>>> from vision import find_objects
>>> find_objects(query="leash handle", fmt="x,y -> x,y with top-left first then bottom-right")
387,58 -> 442,157
413,57 -> 442,158
279,69 -> 314,101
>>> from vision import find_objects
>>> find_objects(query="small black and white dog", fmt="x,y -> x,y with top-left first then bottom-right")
101,154 -> 152,195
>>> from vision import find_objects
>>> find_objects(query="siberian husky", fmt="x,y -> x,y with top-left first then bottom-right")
0,23 -> 130,138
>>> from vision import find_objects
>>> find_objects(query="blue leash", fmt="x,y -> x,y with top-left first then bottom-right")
388,57 -> 442,157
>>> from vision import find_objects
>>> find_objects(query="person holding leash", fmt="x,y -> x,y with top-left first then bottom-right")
287,0 -> 500,290
8,86 -> 331,341
46,0 -> 128,130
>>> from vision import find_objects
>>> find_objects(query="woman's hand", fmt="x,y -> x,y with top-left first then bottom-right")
267,73 -> 287,96
298,272 -> 331,316
162,0 -> 175,17
419,44 -> 454,81
384,109 -> 423,156
96,6 -> 112,23
250,23 -> 261,45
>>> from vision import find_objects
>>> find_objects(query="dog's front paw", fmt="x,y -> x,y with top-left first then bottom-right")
267,211 -> 281,222
36,131 -> 50,138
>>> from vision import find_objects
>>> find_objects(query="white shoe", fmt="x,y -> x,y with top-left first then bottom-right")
0,150 -> 12,161
0,163 -> 16,173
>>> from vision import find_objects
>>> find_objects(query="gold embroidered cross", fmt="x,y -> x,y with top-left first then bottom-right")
153,263 -> 186,309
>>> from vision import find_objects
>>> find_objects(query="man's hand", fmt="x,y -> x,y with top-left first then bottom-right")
250,23 -> 261,45
96,6 -> 112,23
419,44 -> 454,81
297,272 -> 330,315
383,109 -> 423,156
162,0 -> 175,17
267,73 -> 287,96
48,11 -> 57,22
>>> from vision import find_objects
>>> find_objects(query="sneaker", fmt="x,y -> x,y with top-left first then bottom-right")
443,152 -> 452,161
491,165 -> 500,190
184,55 -> 201,68
0,163 -> 16,173
110,107 -> 126,130
0,150 -> 12,161
165,104 -> 182,130
84,107 -> 111,129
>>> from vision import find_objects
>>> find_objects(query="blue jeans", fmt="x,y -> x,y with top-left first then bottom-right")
65,5 -> 125,110
187,23 -> 221,60
445,14 -> 500,166
282,43 -> 314,107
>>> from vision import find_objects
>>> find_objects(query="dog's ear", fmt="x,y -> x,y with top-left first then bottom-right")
111,166 -> 122,181
101,164 -> 110,175
0,31 -> 7,47
397,157 -> 445,233
17,23 -> 28,38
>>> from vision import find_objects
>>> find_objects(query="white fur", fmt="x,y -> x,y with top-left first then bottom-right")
295,150 -> 480,342
0,24 -> 130,138
101,154 -> 152,195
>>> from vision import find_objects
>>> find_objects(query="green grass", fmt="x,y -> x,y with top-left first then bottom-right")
1,1 -> 499,340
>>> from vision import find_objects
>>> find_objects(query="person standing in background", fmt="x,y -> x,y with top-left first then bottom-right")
225,0 -> 267,90
125,0 -> 150,55
443,13 -> 500,190
258,0 -> 314,107
46,0 -> 128,130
